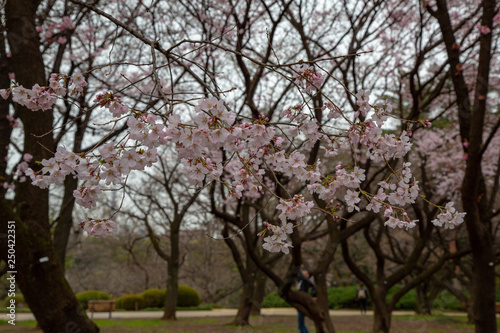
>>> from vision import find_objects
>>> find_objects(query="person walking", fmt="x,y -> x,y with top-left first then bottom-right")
356,283 -> 368,314
297,269 -> 316,333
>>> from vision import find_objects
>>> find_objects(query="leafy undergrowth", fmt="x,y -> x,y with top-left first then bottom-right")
0,315 -> 490,333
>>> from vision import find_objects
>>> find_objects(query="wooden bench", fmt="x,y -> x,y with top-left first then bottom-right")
88,300 -> 116,319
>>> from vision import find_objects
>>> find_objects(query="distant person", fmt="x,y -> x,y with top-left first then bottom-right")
297,269 -> 316,333
356,284 -> 368,314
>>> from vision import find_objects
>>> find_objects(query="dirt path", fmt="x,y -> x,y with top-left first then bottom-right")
12,308 -> 459,321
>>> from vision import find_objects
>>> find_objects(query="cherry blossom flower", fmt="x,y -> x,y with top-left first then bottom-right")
78,218 -> 117,238
431,202 -> 466,229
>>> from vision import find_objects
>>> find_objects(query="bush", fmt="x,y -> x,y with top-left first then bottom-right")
327,286 -> 358,309
5,294 -> 28,308
160,285 -> 201,307
177,304 -> 213,310
432,290 -> 465,311
116,294 -> 146,311
262,292 -> 292,308
177,285 -> 201,307
142,289 -> 164,308
263,285 -> 466,311
386,287 -> 417,310
76,291 -> 111,310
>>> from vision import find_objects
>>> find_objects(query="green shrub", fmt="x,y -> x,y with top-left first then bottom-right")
177,304 -> 213,310
177,285 -> 201,307
160,285 -> 201,307
386,287 -> 417,310
76,291 -> 111,310
432,290 -> 465,311
116,294 -> 146,311
160,289 -> 166,305
262,292 -> 292,308
142,289 -> 164,308
263,285 -> 465,311
5,294 -> 28,308
327,286 -> 358,309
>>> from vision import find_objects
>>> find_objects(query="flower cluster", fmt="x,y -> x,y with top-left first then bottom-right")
276,195 -> 315,223
37,16 -> 76,44
291,64 -> 324,94
2,153 -> 33,190
384,215 -> 417,230
13,78 -> 466,244
0,73 -> 86,111
94,92 -> 128,117
431,202 -> 466,229
355,89 -> 370,118
260,221 -> 293,254
26,106 -> 161,212
322,102 -> 342,120
78,218 -> 117,238
73,185 -> 102,209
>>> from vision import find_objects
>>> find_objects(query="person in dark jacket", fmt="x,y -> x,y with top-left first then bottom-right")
296,270 -> 316,333
356,284 -> 369,314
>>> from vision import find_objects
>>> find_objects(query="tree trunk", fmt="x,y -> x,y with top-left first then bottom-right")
0,22 -> 12,196
250,270 -> 267,315
231,275 -> 255,325
0,1 -> 99,332
231,251 -> 258,325
465,299 -> 474,324
373,306 -> 392,333
53,176 -> 78,270
415,284 -> 432,315
287,289 -> 335,333
372,289 -> 391,333
432,0 -> 497,331
313,271 -> 336,333
1,208 -> 99,333
464,199 -> 497,333
163,231 -> 180,320
163,261 -> 178,320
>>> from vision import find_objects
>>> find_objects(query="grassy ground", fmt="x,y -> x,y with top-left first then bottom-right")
0,314 -> 492,333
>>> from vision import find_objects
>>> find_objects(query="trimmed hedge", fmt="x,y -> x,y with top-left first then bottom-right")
177,285 -> 201,307
76,290 -> 111,310
116,294 -> 146,311
160,285 -> 201,307
142,289 -> 164,308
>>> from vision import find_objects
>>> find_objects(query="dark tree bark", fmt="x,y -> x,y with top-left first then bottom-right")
164,232 -> 179,320
146,216 -> 181,321
222,217 -> 259,326
53,175 -> 78,269
372,287 -> 391,333
0,1 -> 99,332
428,1 -> 498,331
415,283 -> 432,315
250,270 -> 267,315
